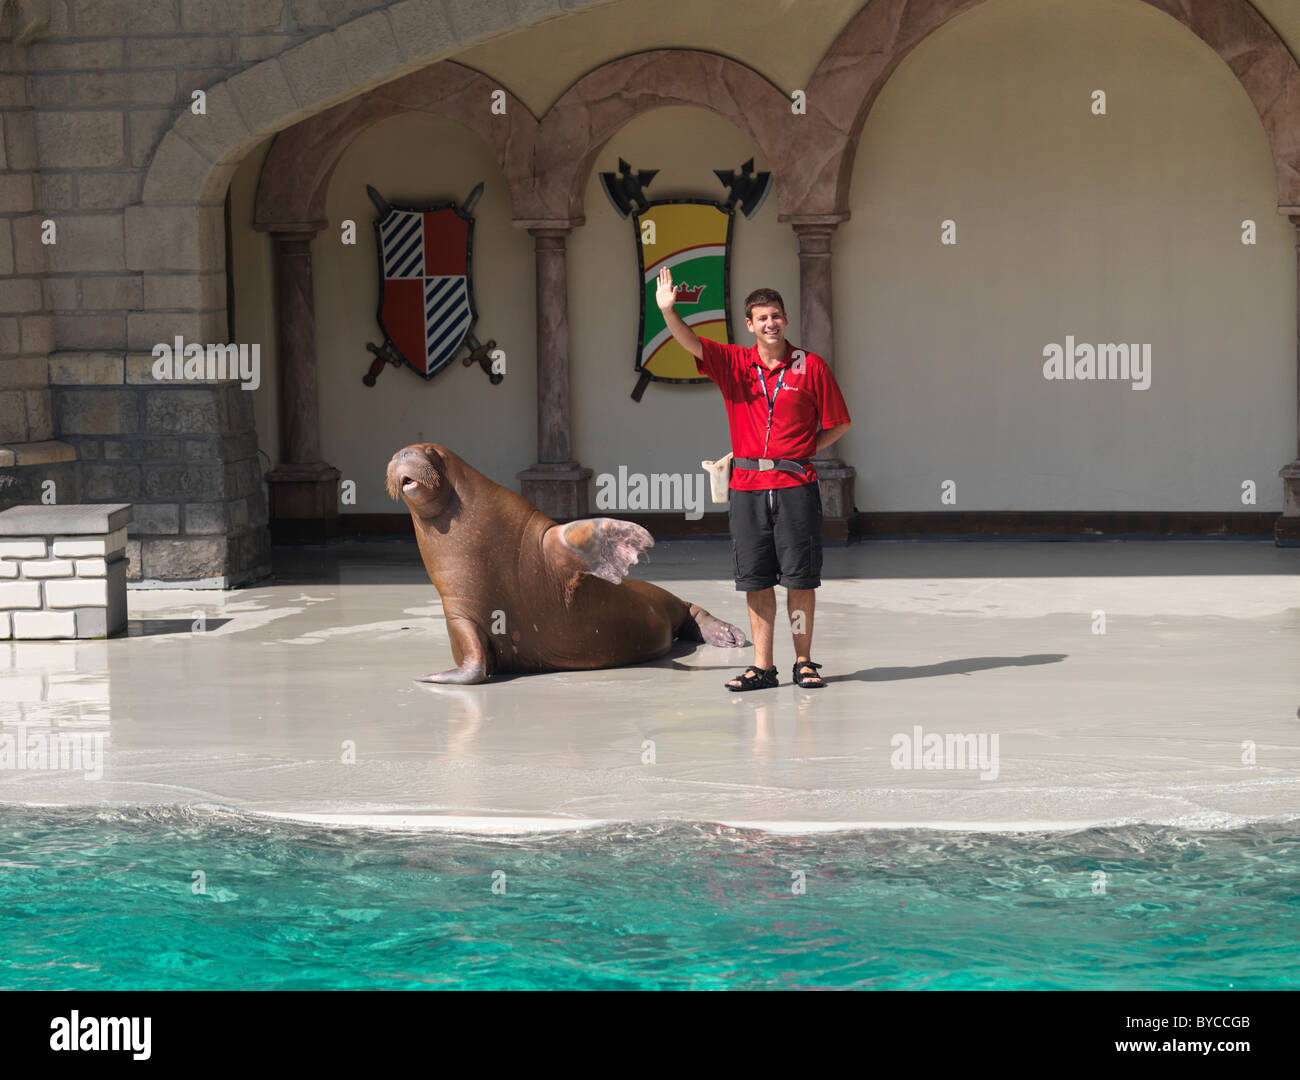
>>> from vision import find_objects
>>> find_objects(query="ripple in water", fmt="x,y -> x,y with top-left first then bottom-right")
0,807 -> 1296,990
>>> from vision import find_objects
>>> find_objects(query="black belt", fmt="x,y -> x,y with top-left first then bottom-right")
733,457 -> 812,476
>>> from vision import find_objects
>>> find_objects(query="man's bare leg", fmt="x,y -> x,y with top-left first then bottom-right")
748,587 -> 777,667
787,587 -> 824,687
726,587 -> 776,688
788,587 -> 815,659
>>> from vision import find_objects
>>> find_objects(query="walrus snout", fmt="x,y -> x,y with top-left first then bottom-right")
386,444 -> 445,502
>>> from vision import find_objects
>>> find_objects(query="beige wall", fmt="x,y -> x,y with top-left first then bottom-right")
837,0 -> 1295,511
229,0 -> 1298,516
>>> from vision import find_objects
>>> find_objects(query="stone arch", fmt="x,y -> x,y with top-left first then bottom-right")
805,0 -> 1300,215
129,0 -> 623,295
252,62 -> 538,230
534,48 -> 834,223
252,47 -> 836,227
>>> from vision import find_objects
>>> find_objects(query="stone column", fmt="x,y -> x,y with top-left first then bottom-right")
792,217 -> 857,539
1278,211 -> 1300,546
516,224 -> 591,519
260,225 -> 340,538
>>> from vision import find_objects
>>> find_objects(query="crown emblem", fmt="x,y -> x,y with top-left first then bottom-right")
673,282 -> 706,304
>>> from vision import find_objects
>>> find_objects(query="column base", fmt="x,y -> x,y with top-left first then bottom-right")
1276,459 -> 1300,545
814,456 -> 859,540
518,462 -> 593,520
266,461 -> 340,543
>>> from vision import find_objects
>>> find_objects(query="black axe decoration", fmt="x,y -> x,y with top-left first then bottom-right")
365,184 -> 391,217
599,158 -> 659,218
714,158 -> 772,219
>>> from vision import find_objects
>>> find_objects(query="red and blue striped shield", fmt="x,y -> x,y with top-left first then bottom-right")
373,199 -> 478,379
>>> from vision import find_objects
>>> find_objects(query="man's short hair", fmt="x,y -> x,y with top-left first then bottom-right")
744,288 -> 785,321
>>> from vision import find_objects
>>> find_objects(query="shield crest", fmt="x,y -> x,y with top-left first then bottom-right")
372,198 -> 478,380
635,199 -> 734,384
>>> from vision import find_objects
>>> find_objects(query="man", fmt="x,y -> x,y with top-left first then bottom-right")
656,266 -> 851,690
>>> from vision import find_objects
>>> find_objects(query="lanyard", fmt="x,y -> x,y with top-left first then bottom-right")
753,360 -> 787,457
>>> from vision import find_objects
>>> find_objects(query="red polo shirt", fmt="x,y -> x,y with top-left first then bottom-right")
696,337 -> 851,491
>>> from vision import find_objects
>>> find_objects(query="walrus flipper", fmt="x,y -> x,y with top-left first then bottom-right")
552,518 -> 654,584
415,616 -> 493,684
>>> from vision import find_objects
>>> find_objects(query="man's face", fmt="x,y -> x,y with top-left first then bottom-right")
746,303 -> 787,347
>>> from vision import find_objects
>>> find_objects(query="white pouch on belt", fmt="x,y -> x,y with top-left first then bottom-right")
701,452 -> 733,504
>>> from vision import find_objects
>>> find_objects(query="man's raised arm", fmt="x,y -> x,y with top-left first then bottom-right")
655,266 -> 703,360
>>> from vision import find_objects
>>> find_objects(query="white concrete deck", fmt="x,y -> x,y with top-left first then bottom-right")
2,539 -> 1298,833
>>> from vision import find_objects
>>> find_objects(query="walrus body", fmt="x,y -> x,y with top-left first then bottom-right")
387,443 -> 744,683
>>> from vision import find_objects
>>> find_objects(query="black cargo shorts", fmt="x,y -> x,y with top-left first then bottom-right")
728,480 -> 823,591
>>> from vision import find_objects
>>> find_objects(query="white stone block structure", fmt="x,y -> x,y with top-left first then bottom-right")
0,503 -> 130,638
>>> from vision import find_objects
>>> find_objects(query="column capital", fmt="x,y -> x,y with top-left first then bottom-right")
780,212 -> 849,229
531,232 -> 568,252
517,219 -> 579,239
793,227 -> 835,256
789,218 -> 844,257
269,234 -> 318,257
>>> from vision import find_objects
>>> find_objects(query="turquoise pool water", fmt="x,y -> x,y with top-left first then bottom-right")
1,809 -> 1296,990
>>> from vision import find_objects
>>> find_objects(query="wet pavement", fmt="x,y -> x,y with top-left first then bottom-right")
1,538 -> 1298,833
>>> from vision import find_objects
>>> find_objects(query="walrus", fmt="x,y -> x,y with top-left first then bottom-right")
386,443 -> 746,683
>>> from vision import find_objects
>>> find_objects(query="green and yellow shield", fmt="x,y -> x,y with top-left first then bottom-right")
635,199 -> 734,385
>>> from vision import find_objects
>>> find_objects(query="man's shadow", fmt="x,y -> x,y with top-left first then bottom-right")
657,646 -> 1067,681
824,654 -> 1066,682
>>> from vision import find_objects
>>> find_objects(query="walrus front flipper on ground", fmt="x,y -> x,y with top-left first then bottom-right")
413,615 -> 495,685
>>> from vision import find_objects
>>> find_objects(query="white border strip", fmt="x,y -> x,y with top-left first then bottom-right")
643,245 -> 727,281
245,810 -> 1300,836
641,310 -> 726,361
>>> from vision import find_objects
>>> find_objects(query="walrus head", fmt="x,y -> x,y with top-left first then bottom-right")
387,444 -> 453,518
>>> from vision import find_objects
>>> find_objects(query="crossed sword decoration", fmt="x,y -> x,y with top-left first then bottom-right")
363,182 -> 501,387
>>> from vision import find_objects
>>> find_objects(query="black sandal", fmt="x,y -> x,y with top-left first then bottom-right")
725,664 -> 779,691
792,659 -> 825,688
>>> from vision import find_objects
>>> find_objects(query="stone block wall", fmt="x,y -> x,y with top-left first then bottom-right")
52,364 -> 269,585
0,30 -> 55,450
